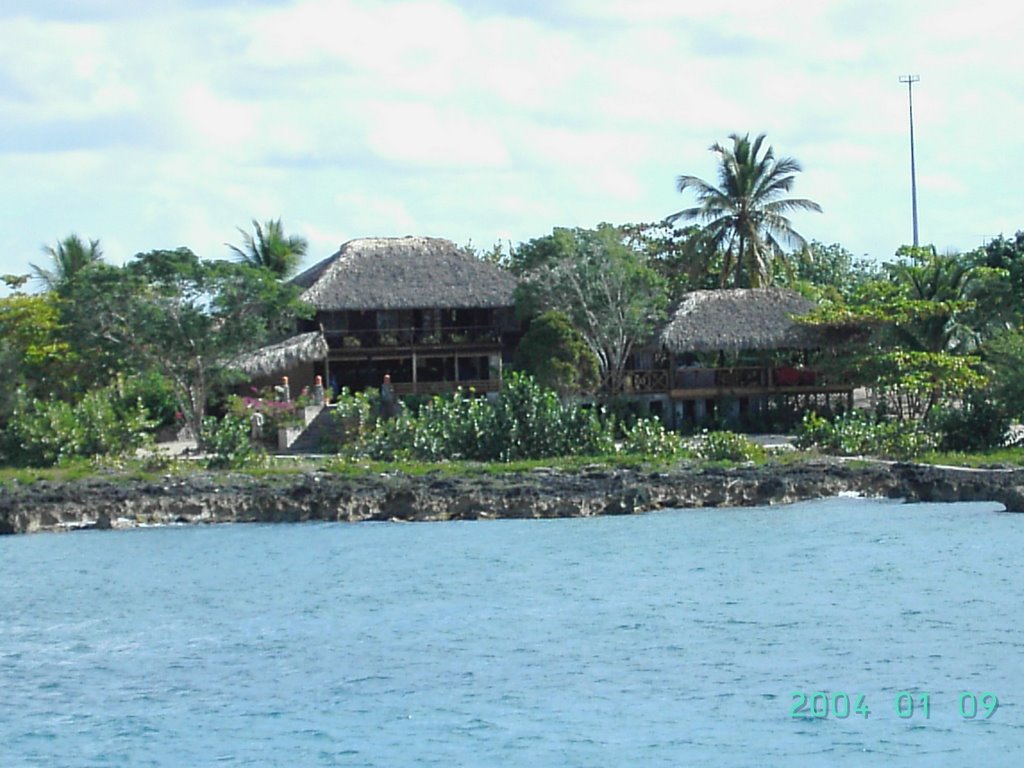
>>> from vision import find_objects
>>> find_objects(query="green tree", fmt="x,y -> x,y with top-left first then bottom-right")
0,292 -> 73,420
514,310 -> 600,397
30,234 -> 103,296
71,248 -> 309,440
516,224 -> 667,394
780,241 -> 882,299
886,245 -> 1003,355
620,222 -> 721,301
966,231 -> 1024,327
667,133 -> 821,288
798,269 -> 987,421
228,218 -> 308,279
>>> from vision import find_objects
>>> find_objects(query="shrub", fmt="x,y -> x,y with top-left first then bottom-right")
201,415 -> 265,469
1,386 -> 153,467
329,374 -> 616,463
621,417 -> 686,459
692,430 -> 766,463
929,395 -> 1011,453
794,410 -> 938,460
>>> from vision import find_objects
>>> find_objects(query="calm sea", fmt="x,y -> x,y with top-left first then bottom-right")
1,498 -> 1022,766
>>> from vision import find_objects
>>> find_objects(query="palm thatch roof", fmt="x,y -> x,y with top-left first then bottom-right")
229,331 -> 328,379
659,288 -> 822,353
292,236 -> 518,310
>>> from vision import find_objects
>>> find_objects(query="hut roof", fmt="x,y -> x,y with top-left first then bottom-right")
659,288 -> 821,353
229,331 -> 328,379
292,236 -> 518,310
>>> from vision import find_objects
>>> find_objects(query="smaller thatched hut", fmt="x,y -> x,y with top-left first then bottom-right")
230,331 -> 328,391
659,288 -> 821,354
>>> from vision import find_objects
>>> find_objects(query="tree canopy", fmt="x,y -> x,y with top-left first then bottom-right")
69,248 -> 310,439
515,224 -> 667,394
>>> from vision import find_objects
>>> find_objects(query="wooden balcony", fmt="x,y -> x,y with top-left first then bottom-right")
390,378 -> 501,397
324,326 -> 503,354
623,366 -> 852,399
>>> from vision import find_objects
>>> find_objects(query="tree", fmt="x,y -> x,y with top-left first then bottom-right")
798,267 -> 987,421
516,224 -> 667,394
71,248 -> 310,440
228,218 -> 308,279
966,231 -> 1024,327
779,241 -> 882,299
0,292 -> 73,421
620,221 -> 721,301
887,245 -> 1005,355
514,311 -> 600,397
667,133 -> 821,288
30,234 -> 103,295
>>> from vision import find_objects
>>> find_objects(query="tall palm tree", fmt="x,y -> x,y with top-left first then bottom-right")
667,133 -> 822,288
228,218 -> 308,279
30,234 -> 104,295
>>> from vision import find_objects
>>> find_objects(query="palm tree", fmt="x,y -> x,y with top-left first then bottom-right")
228,218 -> 308,279
888,246 -> 988,354
667,133 -> 822,288
30,234 -> 104,295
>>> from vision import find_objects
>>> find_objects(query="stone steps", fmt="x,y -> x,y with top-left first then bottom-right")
285,405 -> 342,454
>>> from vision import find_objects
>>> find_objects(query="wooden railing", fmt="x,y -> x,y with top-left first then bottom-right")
623,369 -> 670,393
324,326 -> 502,350
390,379 -> 501,396
621,366 -> 845,396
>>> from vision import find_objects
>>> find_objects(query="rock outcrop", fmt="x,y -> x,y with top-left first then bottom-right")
2,460 -> 1022,535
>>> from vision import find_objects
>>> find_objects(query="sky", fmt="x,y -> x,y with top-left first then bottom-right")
2,0 -> 1022,289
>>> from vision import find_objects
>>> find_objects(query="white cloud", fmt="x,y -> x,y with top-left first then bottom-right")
1,0 -> 1022,289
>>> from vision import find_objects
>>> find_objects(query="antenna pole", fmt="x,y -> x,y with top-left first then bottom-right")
899,75 -> 921,247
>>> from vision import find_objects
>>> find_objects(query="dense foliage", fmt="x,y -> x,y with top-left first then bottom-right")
1,385 -> 153,467
514,224 -> 667,393
794,411 -> 939,461
514,310 -> 600,396
328,373 -> 702,462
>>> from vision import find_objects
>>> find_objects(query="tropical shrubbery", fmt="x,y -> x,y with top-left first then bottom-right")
0,386 -> 153,467
794,411 -> 939,460
690,430 -> 766,463
329,373 -> 701,462
928,394 -> 1013,453
201,414 -> 265,469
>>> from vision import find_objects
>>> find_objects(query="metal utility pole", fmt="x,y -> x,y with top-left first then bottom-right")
899,75 -> 920,247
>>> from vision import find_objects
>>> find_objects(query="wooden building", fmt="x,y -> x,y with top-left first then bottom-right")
623,288 -> 853,427
239,236 -> 520,397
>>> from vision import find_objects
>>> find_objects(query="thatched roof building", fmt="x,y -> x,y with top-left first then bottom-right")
292,236 -> 518,310
659,288 -> 821,353
230,331 -> 328,379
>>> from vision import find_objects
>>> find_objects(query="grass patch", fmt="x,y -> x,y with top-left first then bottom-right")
916,448 -> 1024,468
315,453 -> 661,478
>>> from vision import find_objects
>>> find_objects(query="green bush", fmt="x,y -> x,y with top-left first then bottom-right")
1,386 -> 153,467
621,417 -> 686,459
794,411 -> 938,460
929,395 -> 1011,453
692,430 -> 766,463
201,415 -> 265,469
331,374 -> 616,463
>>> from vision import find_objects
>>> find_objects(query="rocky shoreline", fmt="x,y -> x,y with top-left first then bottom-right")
2,459 -> 1024,535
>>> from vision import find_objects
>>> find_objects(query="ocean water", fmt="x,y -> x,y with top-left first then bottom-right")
1,498 -> 1022,767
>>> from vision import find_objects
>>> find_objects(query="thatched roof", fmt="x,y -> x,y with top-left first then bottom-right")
659,288 -> 822,353
230,331 -> 328,378
292,236 -> 518,310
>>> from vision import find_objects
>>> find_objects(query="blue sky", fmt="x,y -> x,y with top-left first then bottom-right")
2,0 -> 1022,289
